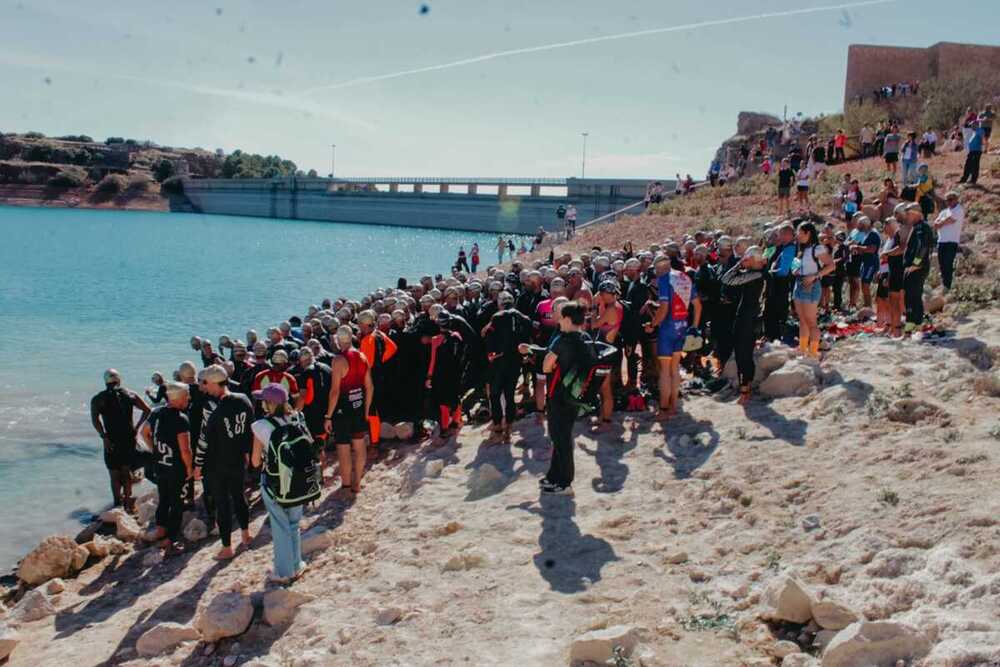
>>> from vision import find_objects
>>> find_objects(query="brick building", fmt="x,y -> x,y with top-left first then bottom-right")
844,41 -> 1000,107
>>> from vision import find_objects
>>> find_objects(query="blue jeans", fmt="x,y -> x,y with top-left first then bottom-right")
261,484 -> 305,579
901,160 -> 917,185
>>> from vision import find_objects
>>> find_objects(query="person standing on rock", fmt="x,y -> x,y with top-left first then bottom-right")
90,369 -> 151,513
194,364 -> 254,561
539,301 -> 590,495
139,382 -> 193,554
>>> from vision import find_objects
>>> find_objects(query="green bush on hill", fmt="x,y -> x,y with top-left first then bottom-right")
96,173 -> 128,194
154,158 -> 175,183
55,135 -> 94,143
160,176 -> 184,194
46,167 -> 88,188
221,149 -> 297,179
920,66 -> 1000,131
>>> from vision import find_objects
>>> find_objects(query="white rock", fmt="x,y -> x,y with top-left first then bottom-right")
100,508 -> 142,541
769,640 -> 801,658
665,551 -> 689,564
302,527 -> 334,555
811,599 -> 860,630
760,360 -> 819,398
10,589 -> 56,623
394,422 -> 415,440
466,463 -> 505,498
425,460 -> 445,478
136,622 -> 201,657
136,498 -> 159,526
783,654 -> 820,667
379,423 -> 397,440
45,579 -> 65,595
570,625 -> 638,663
375,606 -> 403,626
765,574 -> 815,623
142,550 -> 164,567
182,518 -> 208,542
0,623 -> 18,660
263,589 -> 316,626
194,592 -> 254,642
17,535 -> 89,585
759,348 -> 795,376
821,621 -> 931,667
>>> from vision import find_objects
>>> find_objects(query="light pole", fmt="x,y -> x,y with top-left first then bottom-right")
331,144 -> 336,179
580,132 -> 589,179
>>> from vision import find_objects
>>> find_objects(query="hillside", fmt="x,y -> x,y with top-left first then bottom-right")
0,132 -> 299,212
1,146 -> 999,666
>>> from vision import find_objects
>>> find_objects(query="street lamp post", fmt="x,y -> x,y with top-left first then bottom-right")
331,144 -> 336,179
581,132 -> 589,179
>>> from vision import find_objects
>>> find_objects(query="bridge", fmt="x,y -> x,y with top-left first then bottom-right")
180,176 -> 674,234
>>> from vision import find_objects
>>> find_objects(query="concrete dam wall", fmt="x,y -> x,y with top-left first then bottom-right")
180,177 -> 656,234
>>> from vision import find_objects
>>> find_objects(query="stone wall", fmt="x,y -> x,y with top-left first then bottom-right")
844,42 -> 1000,106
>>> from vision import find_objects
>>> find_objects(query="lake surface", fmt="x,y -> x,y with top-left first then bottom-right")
0,205 -> 498,569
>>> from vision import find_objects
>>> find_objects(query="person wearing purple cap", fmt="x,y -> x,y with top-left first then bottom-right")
250,383 -> 309,583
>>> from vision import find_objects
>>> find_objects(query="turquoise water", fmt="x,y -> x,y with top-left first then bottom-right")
0,205 -> 497,569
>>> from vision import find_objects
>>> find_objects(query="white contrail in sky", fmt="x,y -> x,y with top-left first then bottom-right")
298,0 -> 895,96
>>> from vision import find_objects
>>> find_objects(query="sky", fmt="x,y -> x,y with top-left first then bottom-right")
1,0 -> 998,179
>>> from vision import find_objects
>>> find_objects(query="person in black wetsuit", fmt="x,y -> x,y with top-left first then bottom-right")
483,291 -> 533,442
292,347 -> 333,476
721,246 -> 767,404
140,382 -> 193,554
194,365 -> 254,560
902,202 -> 933,333
90,369 -> 151,512
422,312 -> 466,439
710,237 -> 739,372
539,301 -> 591,495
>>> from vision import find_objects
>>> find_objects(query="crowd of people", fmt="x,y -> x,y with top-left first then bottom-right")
86,101 -> 987,585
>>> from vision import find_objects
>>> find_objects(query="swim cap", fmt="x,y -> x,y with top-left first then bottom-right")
103,369 -> 121,385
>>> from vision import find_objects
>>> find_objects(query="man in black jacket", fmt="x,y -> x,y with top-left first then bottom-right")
902,203 -> 933,332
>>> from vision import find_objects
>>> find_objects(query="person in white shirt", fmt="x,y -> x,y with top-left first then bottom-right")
920,129 -> 937,157
860,125 -> 875,157
933,191 -> 964,291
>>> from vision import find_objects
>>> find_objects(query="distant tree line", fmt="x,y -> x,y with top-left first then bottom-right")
221,150 -> 298,179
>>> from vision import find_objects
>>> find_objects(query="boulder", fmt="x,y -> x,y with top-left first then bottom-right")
821,621 -> 930,667
569,625 -> 639,663
182,518 -> 208,542
379,422 -> 397,440
136,622 -> 201,657
263,589 -> 316,626
442,549 -> 487,572
83,534 -> 126,559
783,654 -> 819,667
811,599 -> 860,630
301,527 -> 334,555
17,535 -> 89,586
136,497 -> 159,526
765,574 -> 815,623
45,579 -> 65,595
425,459 -> 445,478
758,347 -> 796,376
10,589 -> 56,623
375,606 -> 403,626
394,422 -> 415,440
100,508 -> 142,541
925,294 -> 946,314
760,360 -> 819,398
466,463 -> 505,499
142,550 -> 164,567
0,623 -> 18,661
769,640 -> 801,658
194,592 -> 254,642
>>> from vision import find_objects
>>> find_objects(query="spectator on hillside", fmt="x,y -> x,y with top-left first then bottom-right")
980,105 -> 994,153
859,124 -> 875,158
919,128 -> 937,158
776,158 -> 793,217
882,124 -> 901,176
708,160 -> 721,187
795,164 -> 811,213
833,129 -> 847,163
877,178 -> 899,223
900,131 -> 920,185
959,121 -> 985,185
933,191 -> 964,292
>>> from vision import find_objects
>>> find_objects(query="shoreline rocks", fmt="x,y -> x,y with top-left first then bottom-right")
17,535 -> 89,586
194,592 -> 253,642
136,622 -> 200,657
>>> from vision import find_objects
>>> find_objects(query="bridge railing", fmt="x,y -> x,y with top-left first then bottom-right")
330,176 -> 567,186
574,199 -> 647,232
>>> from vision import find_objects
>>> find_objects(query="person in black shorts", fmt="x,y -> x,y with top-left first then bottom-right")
140,382 -> 193,553
325,326 -> 373,495
879,217 -> 905,337
194,364 -> 255,560
90,369 -> 151,513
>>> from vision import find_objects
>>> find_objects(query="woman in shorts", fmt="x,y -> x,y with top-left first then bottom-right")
792,222 -> 834,358
795,166 -> 811,213
878,217 -> 905,337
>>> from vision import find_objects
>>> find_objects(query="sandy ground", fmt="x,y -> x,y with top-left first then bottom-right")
5,303 -> 1000,666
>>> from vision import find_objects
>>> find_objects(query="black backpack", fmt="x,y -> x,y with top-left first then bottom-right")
550,337 -> 617,417
263,416 -> 321,507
